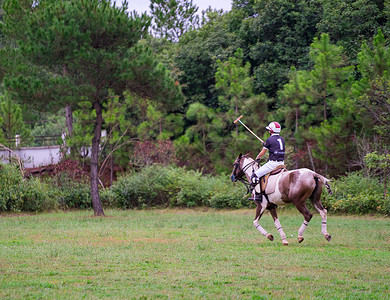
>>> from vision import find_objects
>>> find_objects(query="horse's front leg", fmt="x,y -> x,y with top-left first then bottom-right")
269,208 -> 289,246
253,201 -> 274,241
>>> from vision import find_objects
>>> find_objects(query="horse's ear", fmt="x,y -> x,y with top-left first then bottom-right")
238,153 -> 242,159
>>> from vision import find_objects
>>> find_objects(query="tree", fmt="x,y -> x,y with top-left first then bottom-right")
277,67 -> 308,168
365,151 -> 390,199
215,48 -> 252,114
358,77 -> 390,143
232,0 -> 256,18
317,0 -> 387,64
1,0 -> 182,216
306,34 -> 354,173
0,92 -> 32,150
247,0 -> 321,97
0,0 -> 4,46
353,30 -> 390,146
185,102 -> 215,152
150,0 -> 200,41
174,9 -> 239,110
305,33 -> 353,124
355,29 -> 390,87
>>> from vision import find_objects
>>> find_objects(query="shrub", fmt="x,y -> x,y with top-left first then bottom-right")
22,177 -> 59,212
109,165 -> 248,209
0,163 -> 58,212
174,169 -> 213,207
110,165 -> 175,209
322,172 -> 390,215
209,182 -> 248,209
0,164 -> 25,211
52,173 -> 92,209
100,188 -> 119,208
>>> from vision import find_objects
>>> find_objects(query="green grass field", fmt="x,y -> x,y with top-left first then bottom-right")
0,208 -> 389,299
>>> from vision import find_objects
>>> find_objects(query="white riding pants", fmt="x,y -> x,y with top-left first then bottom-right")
255,160 -> 285,178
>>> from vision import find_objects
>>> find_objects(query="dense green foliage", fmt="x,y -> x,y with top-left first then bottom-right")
106,165 -> 247,209
322,172 -> 390,214
1,0 -> 390,213
0,0 -> 183,215
0,164 -> 57,212
0,163 -> 388,215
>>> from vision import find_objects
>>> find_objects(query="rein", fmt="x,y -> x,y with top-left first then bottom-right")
234,159 -> 257,195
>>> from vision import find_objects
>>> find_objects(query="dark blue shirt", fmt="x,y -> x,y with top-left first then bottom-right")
263,134 -> 285,161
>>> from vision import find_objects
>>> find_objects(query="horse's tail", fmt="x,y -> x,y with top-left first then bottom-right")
314,173 -> 333,195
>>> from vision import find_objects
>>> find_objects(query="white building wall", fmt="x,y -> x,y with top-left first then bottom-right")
0,146 -> 63,168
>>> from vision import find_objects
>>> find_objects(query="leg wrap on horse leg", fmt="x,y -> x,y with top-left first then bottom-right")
321,209 -> 328,235
253,219 -> 268,236
298,220 -> 309,237
314,204 -> 329,235
274,219 -> 287,241
322,221 -> 327,235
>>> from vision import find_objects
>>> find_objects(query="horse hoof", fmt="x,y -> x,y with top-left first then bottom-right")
325,234 -> 332,242
298,236 -> 304,243
282,240 -> 289,246
266,233 -> 274,241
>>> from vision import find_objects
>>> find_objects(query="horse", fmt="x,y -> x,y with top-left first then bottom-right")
231,153 -> 333,245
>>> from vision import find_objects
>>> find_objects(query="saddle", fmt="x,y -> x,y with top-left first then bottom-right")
252,165 -> 287,199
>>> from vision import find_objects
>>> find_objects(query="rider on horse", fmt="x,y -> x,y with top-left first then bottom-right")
251,121 -> 285,184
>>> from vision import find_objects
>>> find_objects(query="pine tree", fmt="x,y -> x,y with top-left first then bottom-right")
0,92 -> 31,150
1,0 -> 183,216
150,0 -> 200,41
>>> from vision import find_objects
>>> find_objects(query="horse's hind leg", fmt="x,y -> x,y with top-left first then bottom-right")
310,183 -> 332,242
253,201 -> 273,241
312,202 -> 331,241
295,203 -> 313,243
269,208 -> 289,246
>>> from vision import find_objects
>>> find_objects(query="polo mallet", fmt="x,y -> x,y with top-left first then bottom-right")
234,115 -> 264,143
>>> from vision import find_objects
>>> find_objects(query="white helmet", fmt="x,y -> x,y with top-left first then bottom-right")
266,122 -> 281,133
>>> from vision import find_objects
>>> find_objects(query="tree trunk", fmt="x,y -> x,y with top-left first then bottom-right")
91,100 -> 105,216
65,104 -> 74,155
307,142 -> 316,172
65,105 -> 73,136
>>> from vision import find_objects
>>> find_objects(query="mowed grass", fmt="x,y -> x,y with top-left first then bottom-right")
0,208 -> 389,299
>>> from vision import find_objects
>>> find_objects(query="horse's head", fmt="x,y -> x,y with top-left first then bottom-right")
230,153 -> 245,182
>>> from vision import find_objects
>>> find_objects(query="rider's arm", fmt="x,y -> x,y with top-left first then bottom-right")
256,148 -> 267,160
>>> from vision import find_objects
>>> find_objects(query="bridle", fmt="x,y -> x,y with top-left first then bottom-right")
231,156 -> 257,195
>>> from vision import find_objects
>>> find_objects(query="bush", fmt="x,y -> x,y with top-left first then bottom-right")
0,164 -> 58,212
110,165 -> 175,209
100,188 -> 119,208
108,165 -> 248,209
0,164 -> 25,211
174,169 -> 213,207
52,173 -> 92,209
22,177 -> 59,212
322,172 -> 390,215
